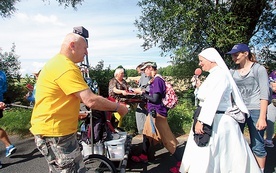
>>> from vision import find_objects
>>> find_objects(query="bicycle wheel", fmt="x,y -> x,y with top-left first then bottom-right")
84,154 -> 117,173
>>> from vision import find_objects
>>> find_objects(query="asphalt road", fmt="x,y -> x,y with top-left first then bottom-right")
0,134 -> 275,173
0,134 -> 186,173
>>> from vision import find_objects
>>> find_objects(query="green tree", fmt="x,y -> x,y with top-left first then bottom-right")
0,0 -> 84,17
135,0 -> 276,78
89,60 -> 113,98
125,69 -> 138,77
0,44 -> 25,103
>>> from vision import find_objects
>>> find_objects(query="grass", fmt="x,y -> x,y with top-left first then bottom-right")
0,99 -> 195,137
0,108 -> 32,137
1,103 -> 275,139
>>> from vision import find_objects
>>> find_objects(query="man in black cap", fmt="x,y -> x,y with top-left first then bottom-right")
134,62 -> 152,134
30,27 -> 128,172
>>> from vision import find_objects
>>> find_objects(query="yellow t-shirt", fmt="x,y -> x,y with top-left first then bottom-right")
30,54 -> 89,136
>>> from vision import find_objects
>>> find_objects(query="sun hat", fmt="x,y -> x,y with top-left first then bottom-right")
226,43 -> 250,54
140,62 -> 157,70
26,83 -> 34,90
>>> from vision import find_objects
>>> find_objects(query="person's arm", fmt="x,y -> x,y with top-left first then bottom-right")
0,102 -> 4,118
270,82 -> 276,93
109,79 -> 128,96
0,102 -> 5,109
142,92 -> 161,104
74,88 -> 128,116
256,66 -> 269,130
112,87 -> 127,95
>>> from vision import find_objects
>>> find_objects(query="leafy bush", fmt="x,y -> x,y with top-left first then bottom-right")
167,97 -> 194,136
121,104 -> 138,134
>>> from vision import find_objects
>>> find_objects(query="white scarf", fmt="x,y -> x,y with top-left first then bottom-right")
199,48 -> 249,115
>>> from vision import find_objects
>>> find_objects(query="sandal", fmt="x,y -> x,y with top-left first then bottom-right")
169,161 -> 181,173
176,161 -> 181,167
169,166 -> 180,173
131,154 -> 148,163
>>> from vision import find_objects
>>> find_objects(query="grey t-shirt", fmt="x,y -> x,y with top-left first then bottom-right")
231,63 -> 270,110
139,72 -> 151,92
136,72 -> 151,110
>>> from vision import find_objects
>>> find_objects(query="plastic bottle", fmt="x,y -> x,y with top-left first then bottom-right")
80,123 -> 86,132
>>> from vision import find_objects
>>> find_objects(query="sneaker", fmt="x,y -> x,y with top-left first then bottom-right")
0,161 -> 2,169
264,139 -> 274,148
6,145 -> 17,157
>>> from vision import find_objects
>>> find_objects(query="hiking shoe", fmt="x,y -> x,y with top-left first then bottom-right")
264,139 -> 274,148
131,153 -> 148,163
6,145 -> 17,157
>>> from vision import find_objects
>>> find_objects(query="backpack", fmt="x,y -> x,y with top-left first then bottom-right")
155,74 -> 178,109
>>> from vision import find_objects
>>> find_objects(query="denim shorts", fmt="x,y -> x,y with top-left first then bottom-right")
34,133 -> 86,173
239,110 -> 267,158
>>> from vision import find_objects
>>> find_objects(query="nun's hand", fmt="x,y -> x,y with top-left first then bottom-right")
195,121 -> 204,134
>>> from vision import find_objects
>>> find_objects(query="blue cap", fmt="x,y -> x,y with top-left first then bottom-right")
226,43 -> 250,54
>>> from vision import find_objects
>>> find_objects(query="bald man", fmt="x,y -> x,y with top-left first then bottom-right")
30,32 -> 128,172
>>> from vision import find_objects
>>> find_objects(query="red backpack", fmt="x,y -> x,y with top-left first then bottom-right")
155,75 -> 178,109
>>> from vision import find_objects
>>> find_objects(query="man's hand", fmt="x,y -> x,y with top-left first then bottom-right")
78,111 -> 90,119
0,102 -> 5,110
117,103 -> 128,117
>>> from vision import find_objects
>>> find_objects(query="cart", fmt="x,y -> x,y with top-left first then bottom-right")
78,100 -> 137,173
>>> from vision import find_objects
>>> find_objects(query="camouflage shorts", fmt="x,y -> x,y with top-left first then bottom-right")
34,133 -> 85,173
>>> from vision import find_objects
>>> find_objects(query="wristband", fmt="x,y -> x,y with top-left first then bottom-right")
114,102 -> 120,112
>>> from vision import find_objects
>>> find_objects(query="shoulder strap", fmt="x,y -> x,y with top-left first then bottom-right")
230,69 -> 235,76
154,74 -> 164,81
153,74 -> 166,98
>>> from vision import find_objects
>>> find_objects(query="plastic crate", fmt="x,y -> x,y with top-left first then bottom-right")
105,138 -> 125,160
117,131 -> 127,140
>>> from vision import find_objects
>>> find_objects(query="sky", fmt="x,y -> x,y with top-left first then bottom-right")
0,0 -> 171,76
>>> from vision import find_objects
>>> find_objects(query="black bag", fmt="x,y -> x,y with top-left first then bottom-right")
193,107 -> 212,147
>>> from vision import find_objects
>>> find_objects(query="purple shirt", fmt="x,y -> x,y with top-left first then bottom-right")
147,76 -> 168,117
269,70 -> 276,99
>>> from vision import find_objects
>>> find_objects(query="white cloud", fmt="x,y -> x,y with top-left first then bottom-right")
33,14 -> 64,26
0,0 -> 171,75
15,12 -> 29,21
15,12 -> 64,26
